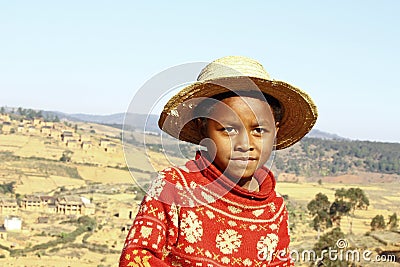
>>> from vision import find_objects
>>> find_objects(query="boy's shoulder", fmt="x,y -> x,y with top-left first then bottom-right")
145,164 -> 200,206
157,163 -> 197,185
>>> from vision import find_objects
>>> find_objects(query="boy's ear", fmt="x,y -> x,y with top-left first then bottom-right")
273,122 -> 280,150
275,121 -> 280,135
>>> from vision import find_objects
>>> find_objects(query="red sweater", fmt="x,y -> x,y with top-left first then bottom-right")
120,153 -> 293,266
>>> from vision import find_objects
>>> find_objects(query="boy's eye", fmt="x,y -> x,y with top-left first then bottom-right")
253,127 -> 268,134
223,127 -> 237,135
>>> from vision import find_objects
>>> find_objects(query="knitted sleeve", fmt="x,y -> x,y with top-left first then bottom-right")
119,170 -> 180,267
278,203 -> 294,266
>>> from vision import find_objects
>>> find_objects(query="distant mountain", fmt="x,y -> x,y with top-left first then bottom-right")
68,113 -> 126,125
306,129 -> 347,140
68,112 -> 161,133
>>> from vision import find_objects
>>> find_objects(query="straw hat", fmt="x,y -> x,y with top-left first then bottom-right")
158,56 -> 318,150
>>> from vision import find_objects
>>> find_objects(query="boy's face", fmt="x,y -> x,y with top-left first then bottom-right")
205,96 -> 277,181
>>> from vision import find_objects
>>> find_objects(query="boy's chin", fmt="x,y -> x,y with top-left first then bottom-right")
225,170 -> 255,182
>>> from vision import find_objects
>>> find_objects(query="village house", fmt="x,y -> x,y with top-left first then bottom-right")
105,143 -> 117,153
57,196 -> 83,215
4,216 -> 22,231
99,138 -> 111,148
81,197 -> 96,215
28,126 -> 36,134
2,121 -> 13,134
79,134 -> 91,142
17,124 -> 24,133
40,125 -> 52,136
40,196 -> 57,213
0,198 -> 18,214
33,118 -> 42,126
20,195 -> 42,211
81,141 -> 93,150
1,194 -> 95,217
57,196 -> 96,216
0,114 -> 11,122
22,119 -> 31,125
61,131 -> 74,143
66,139 -> 79,148
25,122 -> 33,129
43,121 -> 54,128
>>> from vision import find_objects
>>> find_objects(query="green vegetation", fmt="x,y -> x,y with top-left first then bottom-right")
388,212 -> 398,230
0,181 -> 15,194
0,151 -> 81,179
0,151 -> 20,161
10,216 -> 97,256
370,213 -> 399,231
371,215 -> 386,231
16,107 -> 43,119
60,150 -> 73,163
312,227 -> 349,267
275,137 -> 400,176
307,193 -> 332,233
307,188 -> 369,235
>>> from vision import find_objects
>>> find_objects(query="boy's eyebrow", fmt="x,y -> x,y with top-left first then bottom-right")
252,120 -> 274,126
211,119 -> 274,127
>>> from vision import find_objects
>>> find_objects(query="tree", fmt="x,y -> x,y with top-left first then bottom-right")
346,188 -> 369,212
329,199 -> 351,227
333,187 -> 369,233
371,215 -> 386,231
0,182 -> 15,194
60,150 -> 73,162
307,193 -> 332,238
334,188 -> 347,200
388,213 -> 398,230
312,227 -> 348,267
78,216 -> 97,231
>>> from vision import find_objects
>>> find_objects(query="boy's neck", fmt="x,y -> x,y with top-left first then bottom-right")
238,177 -> 260,192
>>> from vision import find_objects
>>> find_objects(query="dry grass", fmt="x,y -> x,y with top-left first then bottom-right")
77,165 -> 136,184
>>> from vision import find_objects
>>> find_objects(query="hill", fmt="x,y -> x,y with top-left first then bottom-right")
273,137 -> 400,182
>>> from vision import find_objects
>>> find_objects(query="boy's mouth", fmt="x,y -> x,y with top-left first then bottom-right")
230,156 -> 257,163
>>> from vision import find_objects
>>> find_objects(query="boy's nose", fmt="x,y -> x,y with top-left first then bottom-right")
234,132 -> 253,152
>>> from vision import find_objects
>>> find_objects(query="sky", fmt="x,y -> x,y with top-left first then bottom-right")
1,1 -> 399,143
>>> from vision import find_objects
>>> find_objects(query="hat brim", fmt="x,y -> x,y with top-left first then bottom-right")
158,76 -> 318,150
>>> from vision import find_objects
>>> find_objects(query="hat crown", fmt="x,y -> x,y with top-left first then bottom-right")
197,55 -> 271,81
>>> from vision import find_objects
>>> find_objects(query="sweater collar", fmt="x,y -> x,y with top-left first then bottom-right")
186,151 -> 276,200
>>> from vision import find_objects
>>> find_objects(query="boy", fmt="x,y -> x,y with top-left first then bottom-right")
120,56 -> 318,266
